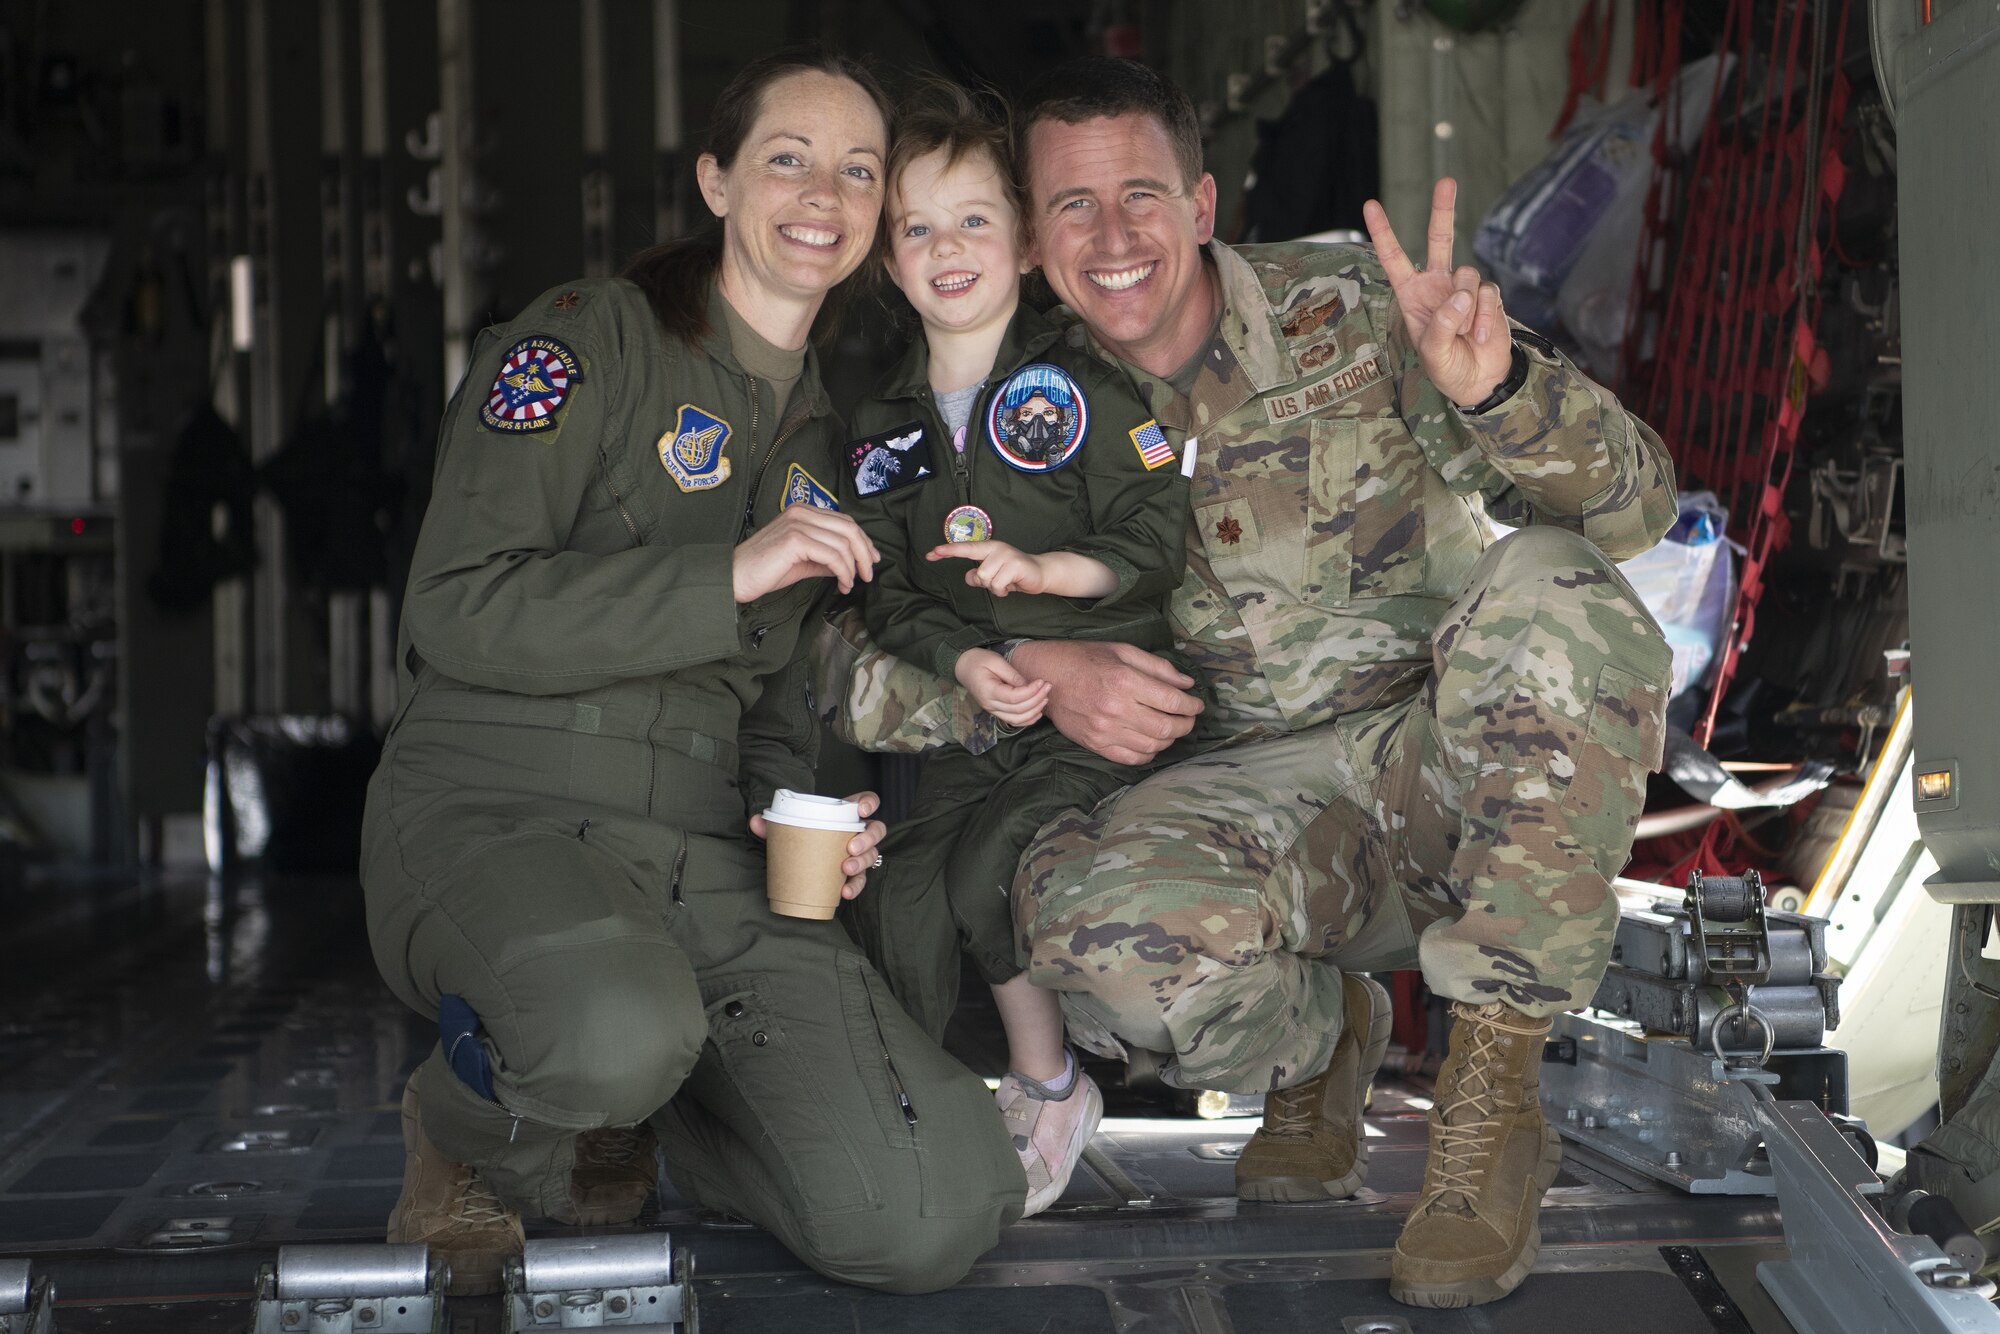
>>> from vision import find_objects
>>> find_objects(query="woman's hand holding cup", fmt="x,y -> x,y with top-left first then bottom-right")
750,789 -> 885,915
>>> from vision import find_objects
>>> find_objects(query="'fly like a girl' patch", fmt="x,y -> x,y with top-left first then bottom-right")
987,363 -> 1087,473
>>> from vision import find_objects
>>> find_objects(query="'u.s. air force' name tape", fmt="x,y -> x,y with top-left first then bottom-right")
481,336 -> 583,433
1263,349 -> 1390,424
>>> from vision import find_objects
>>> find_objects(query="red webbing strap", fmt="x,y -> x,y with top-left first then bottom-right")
1553,0 -> 1617,138
1615,0 -> 1692,394
1632,0 -> 1853,881
1692,0 -> 1851,747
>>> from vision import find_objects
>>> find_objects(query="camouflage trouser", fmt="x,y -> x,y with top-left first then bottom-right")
1013,527 -> 1671,1093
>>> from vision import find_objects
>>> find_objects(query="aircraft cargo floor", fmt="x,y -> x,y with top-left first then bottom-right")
0,869 -> 1800,1332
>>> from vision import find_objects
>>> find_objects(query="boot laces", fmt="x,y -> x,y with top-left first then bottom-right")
574,1127 -> 647,1170
1420,1020 -> 1508,1212
1260,1081 -> 1323,1140
451,1168 -> 513,1229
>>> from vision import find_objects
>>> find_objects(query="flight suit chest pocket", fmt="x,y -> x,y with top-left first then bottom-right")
1307,416 -> 1428,604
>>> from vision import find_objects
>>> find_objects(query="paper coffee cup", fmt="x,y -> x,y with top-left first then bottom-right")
762,790 -> 865,920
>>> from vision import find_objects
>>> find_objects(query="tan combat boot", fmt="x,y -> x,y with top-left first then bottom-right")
569,1124 -> 659,1226
386,1078 -> 525,1296
1236,973 -> 1392,1202
1390,1000 -> 1563,1308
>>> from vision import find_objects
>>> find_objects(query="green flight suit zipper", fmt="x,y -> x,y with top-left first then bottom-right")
861,986 -> 919,1126
738,378 -> 812,650
738,374 -> 765,539
608,485 -> 642,546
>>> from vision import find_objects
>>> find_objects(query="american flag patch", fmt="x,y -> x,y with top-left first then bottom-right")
1129,419 -> 1174,470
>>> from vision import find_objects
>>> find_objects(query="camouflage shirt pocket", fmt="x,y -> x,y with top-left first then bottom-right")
1192,479 -> 1312,609
1308,416 -> 1429,604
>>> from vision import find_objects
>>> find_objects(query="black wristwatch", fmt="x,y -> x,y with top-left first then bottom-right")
1459,342 -> 1530,416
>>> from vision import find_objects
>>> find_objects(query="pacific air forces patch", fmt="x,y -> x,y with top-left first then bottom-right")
987,363 -> 1087,473
781,462 -> 839,512
847,422 -> 933,497
660,404 -> 732,491
482,336 -> 582,433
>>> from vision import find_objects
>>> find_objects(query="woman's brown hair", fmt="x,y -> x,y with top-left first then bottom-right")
622,46 -> 892,346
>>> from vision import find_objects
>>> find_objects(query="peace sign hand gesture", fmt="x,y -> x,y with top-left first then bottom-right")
1362,177 -> 1514,411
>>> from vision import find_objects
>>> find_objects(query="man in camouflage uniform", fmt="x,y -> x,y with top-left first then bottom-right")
830,59 -> 1672,1309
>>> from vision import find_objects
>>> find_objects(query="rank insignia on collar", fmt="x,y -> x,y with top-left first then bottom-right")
1129,419 -> 1174,470
987,362 -> 1087,473
660,404 -> 732,491
481,335 -> 583,433
847,421 -> 933,497
781,462 -> 839,512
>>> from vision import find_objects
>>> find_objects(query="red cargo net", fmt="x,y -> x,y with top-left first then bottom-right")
1620,0 -> 1852,878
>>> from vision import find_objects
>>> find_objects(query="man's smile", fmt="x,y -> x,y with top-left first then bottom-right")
1087,262 -> 1156,292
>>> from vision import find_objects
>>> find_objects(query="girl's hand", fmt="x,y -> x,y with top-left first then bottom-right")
926,540 -> 1046,597
953,648 -> 1050,728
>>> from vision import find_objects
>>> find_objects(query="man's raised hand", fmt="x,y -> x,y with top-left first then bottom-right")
1362,177 -> 1514,410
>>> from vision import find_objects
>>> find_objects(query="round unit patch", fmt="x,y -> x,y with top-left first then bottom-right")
986,362 -> 1088,473
943,505 -> 993,544
481,336 -> 582,433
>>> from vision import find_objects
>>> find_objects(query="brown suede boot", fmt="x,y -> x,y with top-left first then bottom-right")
1390,1000 -> 1563,1308
569,1124 -> 659,1226
1236,973 -> 1392,1202
386,1078 -> 525,1297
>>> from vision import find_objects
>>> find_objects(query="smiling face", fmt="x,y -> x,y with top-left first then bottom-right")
698,70 -> 888,333
1025,112 -> 1218,378
884,146 -> 1027,343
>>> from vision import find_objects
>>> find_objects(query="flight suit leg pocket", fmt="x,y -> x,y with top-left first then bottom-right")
838,955 -> 921,1151
699,973 -> 878,1214
838,953 -> 1007,1220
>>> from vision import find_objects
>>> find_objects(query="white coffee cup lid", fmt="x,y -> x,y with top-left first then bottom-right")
762,789 -> 865,832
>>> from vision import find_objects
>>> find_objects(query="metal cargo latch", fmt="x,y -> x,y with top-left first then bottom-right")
504,1234 -> 695,1330
249,1244 -> 441,1334
1539,866 -> 1853,1195
0,1261 -> 55,1334
1687,870 -> 1777,1067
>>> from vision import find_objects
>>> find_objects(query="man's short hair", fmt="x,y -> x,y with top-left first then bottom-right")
1019,58 -> 1204,193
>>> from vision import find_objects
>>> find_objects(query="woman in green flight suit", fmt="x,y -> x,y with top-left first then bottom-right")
359,48 -> 1025,1298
